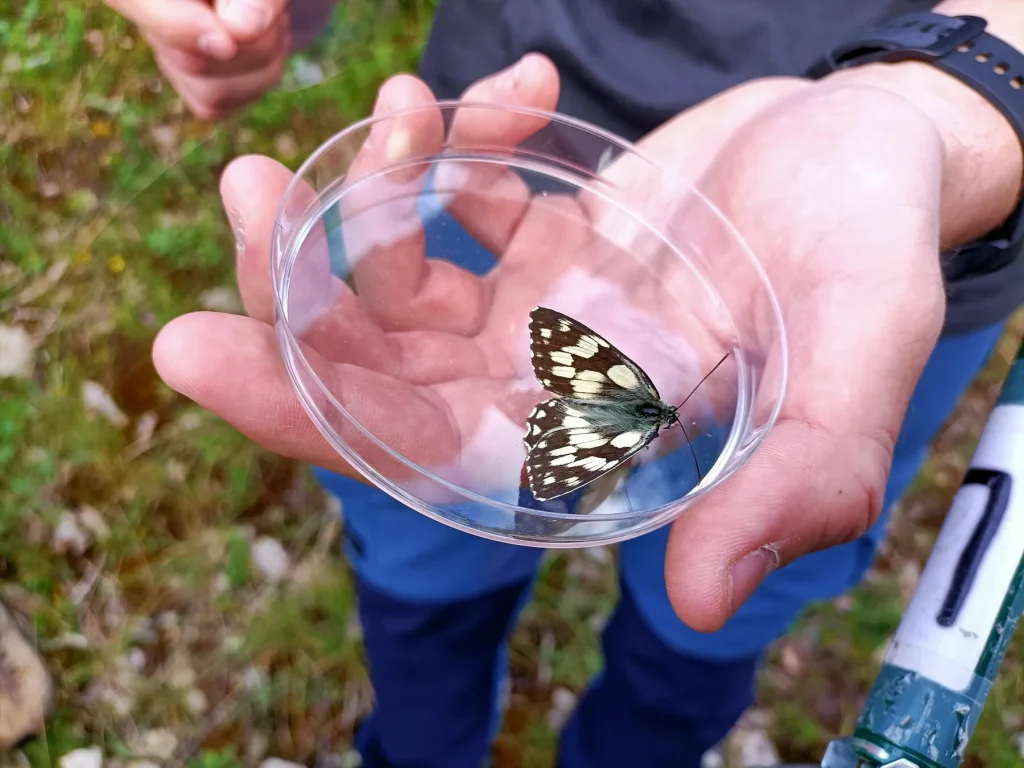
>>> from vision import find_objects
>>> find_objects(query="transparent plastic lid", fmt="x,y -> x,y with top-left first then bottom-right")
272,101 -> 787,546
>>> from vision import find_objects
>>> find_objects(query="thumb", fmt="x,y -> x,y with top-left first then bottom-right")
663,419 -> 895,632
104,0 -> 237,59
215,0 -> 292,41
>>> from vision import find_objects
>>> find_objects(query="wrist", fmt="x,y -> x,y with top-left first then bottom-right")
809,0 -> 1024,247
822,60 -> 1022,247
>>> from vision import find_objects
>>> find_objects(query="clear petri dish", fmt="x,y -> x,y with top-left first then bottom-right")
272,102 -> 787,547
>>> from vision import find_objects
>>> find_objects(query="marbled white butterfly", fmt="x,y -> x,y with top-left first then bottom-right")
523,306 -> 729,502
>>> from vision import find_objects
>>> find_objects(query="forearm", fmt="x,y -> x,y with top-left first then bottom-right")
820,0 -> 1024,247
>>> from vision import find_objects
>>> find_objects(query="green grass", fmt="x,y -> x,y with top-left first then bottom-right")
2,1 -> 1023,766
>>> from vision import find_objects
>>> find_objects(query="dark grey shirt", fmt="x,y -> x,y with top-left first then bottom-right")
419,0 -> 1024,336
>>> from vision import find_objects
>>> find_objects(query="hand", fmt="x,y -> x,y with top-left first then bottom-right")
154,54 -> 735,505
153,53 -> 1020,632
104,0 -> 291,119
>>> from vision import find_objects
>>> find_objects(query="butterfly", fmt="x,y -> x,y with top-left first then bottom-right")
522,306 -> 730,503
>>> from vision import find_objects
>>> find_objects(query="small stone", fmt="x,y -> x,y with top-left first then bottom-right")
39,180 -> 61,198
0,324 -> 34,378
832,594 -> 853,613
155,611 -> 179,630
131,412 -> 159,452
85,655 -> 141,719
167,656 -> 197,689
165,459 -> 187,483
82,381 -> 128,428
251,537 -> 290,584
198,287 -> 242,314
582,546 -> 611,564
84,29 -> 104,56
545,687 -> 577,731
729,727 -> 781,768
242,667 -> 265,692
77,506 -> 110,542
246,732 -> 268,763
700,747 -> 725,768
184,688 -> 208,715
779,644 -> 802,676
150,125 -> 177,151
272,133 -> 298,159
0,604 -> 53,748
292,553 -> 331,589
130,729 -> 177,760
212,572 -> 230,595
52,511 -> 90,556
128,649 -> 146,670
58,749 -> 103,768
260,759 -> 305,768
176,412 -> 202,431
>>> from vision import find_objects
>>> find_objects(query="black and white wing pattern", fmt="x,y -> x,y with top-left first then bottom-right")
526,306 -> 660,403
523,307 -> 676,502
522,397 -> 660,502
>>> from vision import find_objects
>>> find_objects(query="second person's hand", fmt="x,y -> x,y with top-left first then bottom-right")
103,0 -> 292,120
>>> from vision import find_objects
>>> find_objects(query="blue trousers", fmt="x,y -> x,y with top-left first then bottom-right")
315,205 -> 1006,767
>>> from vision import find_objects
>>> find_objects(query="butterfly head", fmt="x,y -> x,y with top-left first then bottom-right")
637,401 -> 680,432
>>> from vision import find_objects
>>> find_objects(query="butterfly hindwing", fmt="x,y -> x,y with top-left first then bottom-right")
528,307 -> 660,402
523,397 -> 660,502
523,397 -> 564,443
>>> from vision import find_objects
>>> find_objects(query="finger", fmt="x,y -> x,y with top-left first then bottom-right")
451,53 -> 561,146
152,312 -> 463,486
222,155 -> 491,384
223,154 -> 399,373
150,18 -> 288,77
442,53 -> 562,256
214,0 -> 290,41
222,154 -> 318,323
106,0 -> 237,60
663,417 -> 894,632
341,75 -> 494,336
156,48 -> 286,119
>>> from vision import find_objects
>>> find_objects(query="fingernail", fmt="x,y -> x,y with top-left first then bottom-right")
385,123 -> 412,163
729,545 -> 779,611
226,206 -> 245,257
197,30 -> 235,60
498,59 -> 524,91
221,0 -> 272,34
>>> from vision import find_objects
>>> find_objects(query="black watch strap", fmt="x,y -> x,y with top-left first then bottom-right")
807,11 -> 1024,278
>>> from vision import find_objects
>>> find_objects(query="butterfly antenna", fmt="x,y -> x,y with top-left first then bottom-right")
674,351 -> 731,411
677,418 -> 703,483
673,351 -> 731,486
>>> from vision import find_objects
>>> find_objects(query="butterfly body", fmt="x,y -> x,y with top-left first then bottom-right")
522,306 -> 709,503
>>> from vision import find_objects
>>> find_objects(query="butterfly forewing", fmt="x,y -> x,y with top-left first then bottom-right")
528,307 -> 660,403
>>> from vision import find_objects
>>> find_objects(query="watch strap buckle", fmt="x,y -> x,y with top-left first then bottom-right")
807,14 -> 989,77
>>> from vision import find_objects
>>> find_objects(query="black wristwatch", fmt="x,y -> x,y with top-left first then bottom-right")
807,11 -> 1024,282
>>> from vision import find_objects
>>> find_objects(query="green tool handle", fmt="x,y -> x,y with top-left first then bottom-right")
822,337 -> 1024,768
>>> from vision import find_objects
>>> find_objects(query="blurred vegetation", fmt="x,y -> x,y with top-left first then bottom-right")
1,0 -> 1022,766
